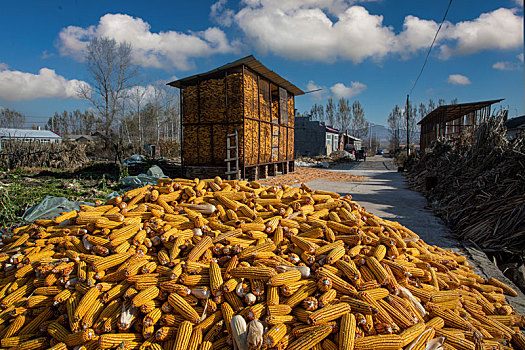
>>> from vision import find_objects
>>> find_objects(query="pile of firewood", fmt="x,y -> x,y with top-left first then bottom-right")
405,116 -> 525,253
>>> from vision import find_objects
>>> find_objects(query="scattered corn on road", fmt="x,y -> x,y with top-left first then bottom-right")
304,155 -> 525,314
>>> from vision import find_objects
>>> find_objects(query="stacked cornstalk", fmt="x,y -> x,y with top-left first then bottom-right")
2,177 -> 525,350
0,141 -> 88,169
405,116 -> 525,253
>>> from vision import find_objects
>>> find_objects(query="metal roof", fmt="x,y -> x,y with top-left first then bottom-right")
168,55 -> 305,96
418,99 -> 504,125
0,128 -> 61,139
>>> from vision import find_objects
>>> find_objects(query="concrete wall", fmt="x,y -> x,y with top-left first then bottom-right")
295,118 -> 338,156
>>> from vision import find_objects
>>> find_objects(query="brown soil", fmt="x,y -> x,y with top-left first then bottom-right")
259,167 -> 366,186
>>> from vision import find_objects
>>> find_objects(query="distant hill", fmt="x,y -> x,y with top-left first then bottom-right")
366,124 -> 420,148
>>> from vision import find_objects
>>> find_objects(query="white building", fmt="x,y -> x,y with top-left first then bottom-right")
0,128 -> 62,149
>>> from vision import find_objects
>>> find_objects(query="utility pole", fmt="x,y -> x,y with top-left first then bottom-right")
369,123 -> 372,150
406,94 -> 410,157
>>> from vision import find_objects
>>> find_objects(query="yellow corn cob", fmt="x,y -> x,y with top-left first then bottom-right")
186,236 -> 213,262
1,284 -> 34,308
399,322 -> 426,347
1,334 -> 39,348
73,286 -> 101,322
132,286 -> 159,308
185,327 -> 202,350
64,329 -> 96,346
92,251 -> 134,272
339,312 -> 356,350
316,267 -> 357,296
285,281 -> 317,308
4,314 -> 25,337
307,303 -> 351,325
47,322 -> 71,342
268,270 -> 302,287
173,320 -> 193,350
267,304 -> 292,316
98,333 -> 143,348
81,298 -> 105,329
287,323 -> 333,350
230,266 -> 276,280
487,277 -> 518,297
209,260 -> 223,297
168,293 -> 200,323
264,323 -> 289,348
354,335 -> 404,350
339,296 -> 377,314
13,337 -> 48,350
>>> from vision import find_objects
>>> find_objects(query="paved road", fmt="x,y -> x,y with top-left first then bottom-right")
304,155 -> 525,314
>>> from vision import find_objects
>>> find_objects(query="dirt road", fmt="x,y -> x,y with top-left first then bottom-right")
304,155 -> 525,313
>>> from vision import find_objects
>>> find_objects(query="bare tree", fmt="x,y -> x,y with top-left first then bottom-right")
0,108 -> 26,128
325,98 -> 336,127
336,98 -> 351,132
78,37 -> 137,138
309,104 -> 324,121
351,101 -> 368,139
388,105 -> 403,150
428,98 -> 436,112
405,100 -> 418,147
128,84 -> 149,147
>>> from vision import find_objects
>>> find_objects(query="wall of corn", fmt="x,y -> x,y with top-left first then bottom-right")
1,177 -> 524,350
182,66 -> 295,170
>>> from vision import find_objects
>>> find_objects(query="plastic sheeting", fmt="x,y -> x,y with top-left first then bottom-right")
119,165 -> 167,189
22,196 -> 93,222
22,166 -> 168,222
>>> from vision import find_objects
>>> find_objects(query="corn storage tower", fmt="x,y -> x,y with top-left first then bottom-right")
168,55 -> 304,180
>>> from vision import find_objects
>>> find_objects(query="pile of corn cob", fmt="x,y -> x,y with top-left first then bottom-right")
2,177 -> 525,350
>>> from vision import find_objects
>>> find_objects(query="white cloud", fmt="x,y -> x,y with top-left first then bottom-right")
394,15 -> 441,57
439,8 -> 523,59
330,81 -> 367,98
58,13 -> 239,70
231,2 -> 523,63
492,61 -> 520,70
235,4 -> 396,63
447,74 -> 471,85
210,0 -> 235,27
492,53 -> 524,70
0,63 -> 8,70
306,80 -> 326,101
0,67 -> 89,101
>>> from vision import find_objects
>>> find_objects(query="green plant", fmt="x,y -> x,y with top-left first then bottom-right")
119,164 -> 129,179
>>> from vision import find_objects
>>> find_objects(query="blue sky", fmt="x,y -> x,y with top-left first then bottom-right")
0,0 -> 523,128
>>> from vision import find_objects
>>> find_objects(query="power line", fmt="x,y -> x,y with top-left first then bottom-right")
408,0 -> 453,96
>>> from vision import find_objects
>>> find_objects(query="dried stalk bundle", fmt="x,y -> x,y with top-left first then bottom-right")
0,140 -> 88,169
406,115 -> 525,253
1,176 -> 525,349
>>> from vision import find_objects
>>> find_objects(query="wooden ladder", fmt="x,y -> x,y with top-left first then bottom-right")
224,128 -> 239,180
